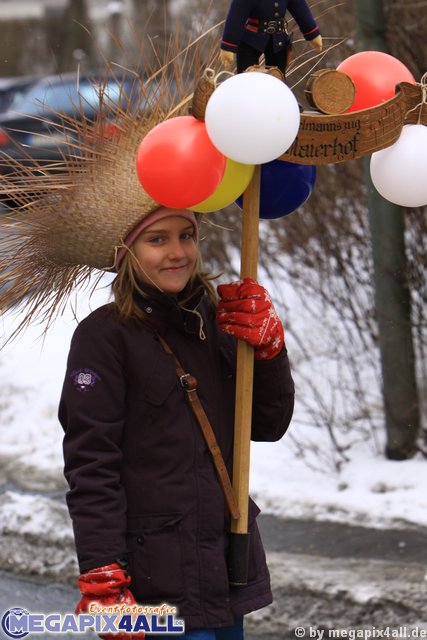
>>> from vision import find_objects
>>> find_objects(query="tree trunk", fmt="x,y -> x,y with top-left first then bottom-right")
131,0 -> 170,66
57,0 -> 95,73
356,0 -> 420,459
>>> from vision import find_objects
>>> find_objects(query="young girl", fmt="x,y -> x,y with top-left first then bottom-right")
59,205 -> 295,639
0,34 -> 294,638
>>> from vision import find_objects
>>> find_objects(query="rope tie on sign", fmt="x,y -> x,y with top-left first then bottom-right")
213,69 -> 235,85
190,68 -> 234,121
406,72 -> 427,124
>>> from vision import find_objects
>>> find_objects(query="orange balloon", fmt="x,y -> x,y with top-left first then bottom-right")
136,116 -> 226,208
337,51 -> 416,113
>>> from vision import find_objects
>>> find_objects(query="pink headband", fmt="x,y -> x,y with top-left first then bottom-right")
115,208 -> 198,270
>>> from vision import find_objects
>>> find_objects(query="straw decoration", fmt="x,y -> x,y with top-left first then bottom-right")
0,32 -> 218,342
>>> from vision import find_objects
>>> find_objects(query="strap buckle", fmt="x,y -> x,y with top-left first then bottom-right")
180,373 -> 197,392
180,373 -> 190,388
262,19 -> 286,34
265,20 -> 278,34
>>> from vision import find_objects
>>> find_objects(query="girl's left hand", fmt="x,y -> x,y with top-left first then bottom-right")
216,278 -> 284,360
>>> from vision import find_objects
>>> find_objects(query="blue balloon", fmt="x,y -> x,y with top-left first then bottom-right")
236,159 -> 317,219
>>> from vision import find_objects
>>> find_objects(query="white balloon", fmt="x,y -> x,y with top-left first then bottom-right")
205,72 -> 301,165
370,124 -> 427,208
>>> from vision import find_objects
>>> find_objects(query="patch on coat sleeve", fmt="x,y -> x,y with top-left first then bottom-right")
70,368 -> 101,393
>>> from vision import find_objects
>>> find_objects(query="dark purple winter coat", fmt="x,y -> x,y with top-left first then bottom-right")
59,285 -> 295,631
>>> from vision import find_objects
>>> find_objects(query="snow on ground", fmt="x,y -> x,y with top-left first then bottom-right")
1,271 -> 427,578
250,439 -> 427,530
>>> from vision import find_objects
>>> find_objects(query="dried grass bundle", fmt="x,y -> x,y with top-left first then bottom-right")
0,27 -> 220,342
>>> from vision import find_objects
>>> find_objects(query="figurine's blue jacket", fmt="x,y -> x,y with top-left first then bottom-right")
221,0 -> 320,53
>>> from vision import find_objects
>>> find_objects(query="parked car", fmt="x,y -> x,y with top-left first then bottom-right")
0,70 -> 141,171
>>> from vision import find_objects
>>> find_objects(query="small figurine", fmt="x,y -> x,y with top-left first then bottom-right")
220,0 -> 323,75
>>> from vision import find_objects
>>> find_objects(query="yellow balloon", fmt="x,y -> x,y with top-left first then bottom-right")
190,158 -> 255,213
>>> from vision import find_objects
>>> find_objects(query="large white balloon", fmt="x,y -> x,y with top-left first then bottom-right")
205,72 -> 301,165
370,124 -> 427,208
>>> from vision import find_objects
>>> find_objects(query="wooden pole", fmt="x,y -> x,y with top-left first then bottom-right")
228,165 -> 261,585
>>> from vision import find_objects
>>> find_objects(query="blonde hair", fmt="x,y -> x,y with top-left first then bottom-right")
111,246 -> 218,327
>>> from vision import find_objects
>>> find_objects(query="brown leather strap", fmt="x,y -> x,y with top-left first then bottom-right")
158,335 -> 240,520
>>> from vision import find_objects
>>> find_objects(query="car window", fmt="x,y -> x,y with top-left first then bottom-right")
10,78 -> 134,117
13,81 -> 82,115
0,82 -> 36,113
0,91 -> 10,112
7,87 -> 34,110
78,81 -> 132,110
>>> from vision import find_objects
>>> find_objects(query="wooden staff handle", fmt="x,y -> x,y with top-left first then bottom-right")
227,166 -> 261,586
231,164 -> 261,534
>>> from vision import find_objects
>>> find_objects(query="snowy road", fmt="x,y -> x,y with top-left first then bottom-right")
255,516 -> 427,636
1,514 -> 426,639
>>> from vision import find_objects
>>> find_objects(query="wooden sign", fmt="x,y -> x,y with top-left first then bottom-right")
191,72 -> 426,165
280,81 -> 427,165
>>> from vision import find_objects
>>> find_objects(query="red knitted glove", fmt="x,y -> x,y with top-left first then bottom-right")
76,562 -> 144,639
217,278 -> 284,360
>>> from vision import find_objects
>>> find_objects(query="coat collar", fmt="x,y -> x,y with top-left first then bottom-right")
134,283 -> 208,338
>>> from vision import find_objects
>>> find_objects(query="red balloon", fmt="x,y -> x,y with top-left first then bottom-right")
337,51 -> 416,113
136,116 -> 226,208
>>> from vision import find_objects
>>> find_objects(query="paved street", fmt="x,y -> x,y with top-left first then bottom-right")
1,514 -> 426,639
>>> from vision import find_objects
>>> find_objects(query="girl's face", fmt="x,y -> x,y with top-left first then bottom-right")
132,215 -> 198,294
